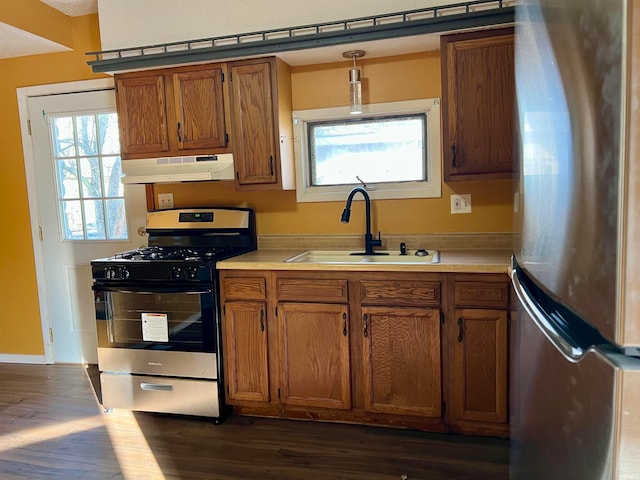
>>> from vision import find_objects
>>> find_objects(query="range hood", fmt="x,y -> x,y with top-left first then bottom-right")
121,154 -> 235,184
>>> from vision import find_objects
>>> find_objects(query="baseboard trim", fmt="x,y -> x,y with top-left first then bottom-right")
0,354 -> 47,364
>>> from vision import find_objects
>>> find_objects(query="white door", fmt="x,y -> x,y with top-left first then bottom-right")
28,89 -> 148,364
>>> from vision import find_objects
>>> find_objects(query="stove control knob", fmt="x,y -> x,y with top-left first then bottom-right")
119,267 -> 130,280
171,267 -> 182,281
188,267 -> 198,279
105,267 -> 115,280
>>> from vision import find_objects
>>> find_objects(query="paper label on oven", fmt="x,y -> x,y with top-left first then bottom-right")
141,313 -> 169,342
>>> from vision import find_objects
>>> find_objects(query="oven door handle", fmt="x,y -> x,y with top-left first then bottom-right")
92,284 -> 212,295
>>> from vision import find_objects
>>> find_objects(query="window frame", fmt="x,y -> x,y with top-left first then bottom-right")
292,98 -> 442,203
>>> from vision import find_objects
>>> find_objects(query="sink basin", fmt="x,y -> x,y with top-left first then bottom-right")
284,250 -> 440,265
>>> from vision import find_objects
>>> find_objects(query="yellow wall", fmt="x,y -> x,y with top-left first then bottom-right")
0,17 -> 512,357
0,15 -> 106,356
154,51 -> 513,236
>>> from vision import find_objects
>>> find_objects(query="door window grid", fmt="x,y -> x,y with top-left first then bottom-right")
49,111 -> 129,241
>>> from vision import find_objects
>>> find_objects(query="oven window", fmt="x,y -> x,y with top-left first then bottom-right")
95,290 -> 216,352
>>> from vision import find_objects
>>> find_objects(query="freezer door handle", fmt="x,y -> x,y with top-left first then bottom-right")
511,267 -> 585,362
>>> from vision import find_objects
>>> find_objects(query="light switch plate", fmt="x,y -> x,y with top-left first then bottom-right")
158,193 -> 174,210
451,194 -> 472,214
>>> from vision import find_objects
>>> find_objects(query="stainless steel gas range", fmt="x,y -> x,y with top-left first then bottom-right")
91,207 -> 255,420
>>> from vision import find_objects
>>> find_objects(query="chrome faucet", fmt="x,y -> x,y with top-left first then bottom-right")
340,187 -> 386,255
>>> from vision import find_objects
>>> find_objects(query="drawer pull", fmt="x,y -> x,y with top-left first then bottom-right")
140,382 -> 174,392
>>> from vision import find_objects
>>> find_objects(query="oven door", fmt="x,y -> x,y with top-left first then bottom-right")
93,283 -> 219,379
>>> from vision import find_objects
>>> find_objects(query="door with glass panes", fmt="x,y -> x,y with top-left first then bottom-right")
29,89 -> 147,363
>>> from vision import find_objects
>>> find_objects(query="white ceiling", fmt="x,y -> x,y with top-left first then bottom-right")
0,0 -> 442,65
40,0 -> 97,16
1,0 -> 502,66
0,0 -> 97,60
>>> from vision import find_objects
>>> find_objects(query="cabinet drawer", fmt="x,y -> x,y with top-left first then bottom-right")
223,277 -> 266,300
276,278 -> 348,303
101,373 -> 220,417
360,280 -> 441,307
454,282 -> 509,308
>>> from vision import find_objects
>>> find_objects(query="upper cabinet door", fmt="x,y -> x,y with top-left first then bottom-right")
172,67 -> 227,150
229,60 -> 278,186
441,28 -> 515,181
116,74 -> 169,156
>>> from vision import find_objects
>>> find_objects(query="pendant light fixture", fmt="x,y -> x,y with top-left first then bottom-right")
343,50 -> 365,114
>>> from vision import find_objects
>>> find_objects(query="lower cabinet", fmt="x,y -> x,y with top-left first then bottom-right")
222,301 -> 270,402
278,302 -> 351,409
447,275 -> 510,437
219,269 -> 510,437
362,306 -> 442,418
220,274 -> 272,406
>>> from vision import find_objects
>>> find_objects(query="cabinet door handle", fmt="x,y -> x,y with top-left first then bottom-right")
177,122 -> 182,143
457,317 -> 464,342
269,155 -> 274,176
451,144 -> 457,168
342,312 -> 347,337
363,313 -> 369,338
260,309 -> 265,333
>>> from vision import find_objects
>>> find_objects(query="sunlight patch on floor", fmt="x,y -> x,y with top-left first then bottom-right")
102,409 -> 166,479
0,416 -> 104,452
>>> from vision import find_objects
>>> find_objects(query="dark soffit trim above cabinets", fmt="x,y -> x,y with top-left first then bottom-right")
87,1 -> 515,74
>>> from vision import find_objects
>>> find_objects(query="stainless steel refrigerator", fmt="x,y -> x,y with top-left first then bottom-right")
511,0 -> 640,478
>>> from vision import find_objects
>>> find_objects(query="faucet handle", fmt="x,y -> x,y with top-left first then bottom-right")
371,231 -> 382,248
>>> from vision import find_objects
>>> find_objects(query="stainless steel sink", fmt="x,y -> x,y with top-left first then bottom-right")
284,250 -> 440,264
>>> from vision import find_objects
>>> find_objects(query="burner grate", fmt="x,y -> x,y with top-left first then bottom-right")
114,246 -> 239,262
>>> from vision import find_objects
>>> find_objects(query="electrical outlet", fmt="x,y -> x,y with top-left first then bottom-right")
451,194 -> 472,214
158,193 -> 174,210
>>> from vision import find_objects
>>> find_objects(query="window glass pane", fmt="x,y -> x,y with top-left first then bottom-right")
98,113 -> 120,155
308,115 -> 426,186
51,109 -> 129,242
52,117 -> 76,158
84,199 -> 106,240
102,156 -> 124,197
75,115 -> 98,156
61,200 -> 83,240
105,199 -> 128,239
56,159 -> 79,199
80,157 -> 103,198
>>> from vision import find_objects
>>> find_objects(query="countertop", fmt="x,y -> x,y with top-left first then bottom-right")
217,249 -> 513,274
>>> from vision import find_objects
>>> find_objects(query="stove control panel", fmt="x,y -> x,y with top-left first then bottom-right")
105,266 -> 130,280
171,266 -> 200,281
92,262 -> 214,283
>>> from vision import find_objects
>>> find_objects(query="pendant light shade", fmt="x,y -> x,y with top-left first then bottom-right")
343,50 -> 365,114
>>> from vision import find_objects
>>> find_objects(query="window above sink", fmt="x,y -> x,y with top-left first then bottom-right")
293,98 -> 442,202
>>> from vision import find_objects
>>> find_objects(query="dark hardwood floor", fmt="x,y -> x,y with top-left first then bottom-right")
0,364 -> 509,479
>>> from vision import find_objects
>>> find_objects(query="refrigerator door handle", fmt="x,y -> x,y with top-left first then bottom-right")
511,268 -> 585,362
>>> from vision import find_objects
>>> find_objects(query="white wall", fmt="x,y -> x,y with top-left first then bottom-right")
97,0 -> 461,51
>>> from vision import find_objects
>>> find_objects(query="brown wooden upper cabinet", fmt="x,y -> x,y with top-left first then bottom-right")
115,64 -> 229,160
441,27 -> 515,181
228,57 -> 295,190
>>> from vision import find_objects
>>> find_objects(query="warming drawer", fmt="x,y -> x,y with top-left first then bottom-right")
101,373 -> 220,417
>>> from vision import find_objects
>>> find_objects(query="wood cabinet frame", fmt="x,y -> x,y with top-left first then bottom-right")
115,63 -> 231,160
219,269 -> 510,437
441,27 -> 515,181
